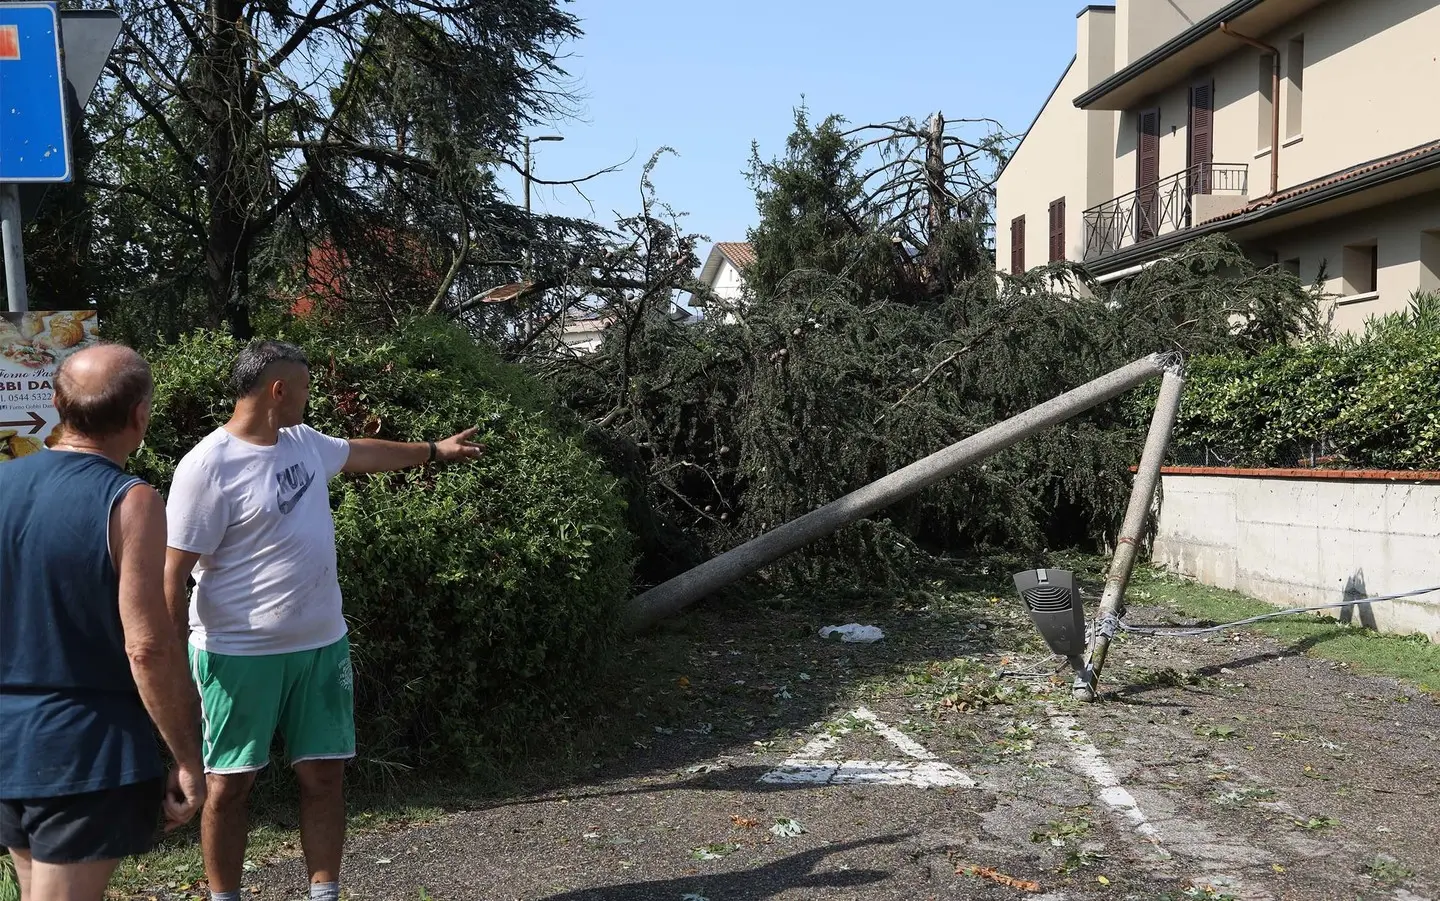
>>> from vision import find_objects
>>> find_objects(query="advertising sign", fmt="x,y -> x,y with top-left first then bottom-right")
0,310 -> 99,461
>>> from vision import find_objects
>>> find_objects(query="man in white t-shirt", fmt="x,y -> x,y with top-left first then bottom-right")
164,340 -> 482,901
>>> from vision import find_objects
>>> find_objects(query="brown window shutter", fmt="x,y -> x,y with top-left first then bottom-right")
1189,80 -> 1214,195
1049,198 -> 1066,262
1011,216 -> 1025,272
1137,108 -> 1161,240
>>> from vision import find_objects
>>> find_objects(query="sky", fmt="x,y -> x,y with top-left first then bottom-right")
500,0 -> 1084,256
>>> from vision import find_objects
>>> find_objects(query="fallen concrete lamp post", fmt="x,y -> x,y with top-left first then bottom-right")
1075,364 -> 1186,700
624,353 -> 1181,635
1011,364 -> 1186,701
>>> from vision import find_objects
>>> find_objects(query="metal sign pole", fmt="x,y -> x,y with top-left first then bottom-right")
0,184 -> 27,313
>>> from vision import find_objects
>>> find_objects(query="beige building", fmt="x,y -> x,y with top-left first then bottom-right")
995,0 -> 1440,332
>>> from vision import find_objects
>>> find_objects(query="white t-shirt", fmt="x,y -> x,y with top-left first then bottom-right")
166,425 -> 352,655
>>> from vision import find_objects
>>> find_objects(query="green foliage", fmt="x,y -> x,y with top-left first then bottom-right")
1174,292 -> 1440,469
135,319 -> 632,769
25,0 -> 585,340
744,109 -> 887,301
558,221 -> 1317,587
0,852 -> 16,901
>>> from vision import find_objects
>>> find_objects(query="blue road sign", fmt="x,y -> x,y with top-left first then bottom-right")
0,2 -> 71,184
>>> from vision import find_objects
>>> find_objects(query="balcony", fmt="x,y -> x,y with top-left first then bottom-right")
1082,163 -> 1249,262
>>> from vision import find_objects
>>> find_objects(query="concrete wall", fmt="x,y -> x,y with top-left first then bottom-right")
1152,469 -> 1440,641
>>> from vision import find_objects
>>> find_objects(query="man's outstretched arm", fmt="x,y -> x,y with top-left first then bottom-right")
342,427 -> 485,474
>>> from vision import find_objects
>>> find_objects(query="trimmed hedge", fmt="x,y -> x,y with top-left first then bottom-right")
134,319 -> 633,770
1173,297 -> 1440,470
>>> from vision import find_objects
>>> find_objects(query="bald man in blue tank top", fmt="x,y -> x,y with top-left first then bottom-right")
0,345 -> 206,900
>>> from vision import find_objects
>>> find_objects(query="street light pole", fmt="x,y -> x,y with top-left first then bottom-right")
521,134 -> 563,339
523,136 -> 532,221
522,133 -> 564,242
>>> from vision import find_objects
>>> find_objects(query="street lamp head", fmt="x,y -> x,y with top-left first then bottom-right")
530,134 -> 564,143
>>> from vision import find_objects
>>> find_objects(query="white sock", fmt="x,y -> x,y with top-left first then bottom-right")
311,881 -> 341,901
211,892 -> 241,901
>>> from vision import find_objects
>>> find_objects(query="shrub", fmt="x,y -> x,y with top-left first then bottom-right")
1174,293 -> 1440,469
135,318 -> 633,770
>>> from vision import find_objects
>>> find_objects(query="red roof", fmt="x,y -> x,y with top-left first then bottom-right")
715,242 -> 756,269
1210,139 -> 1440,224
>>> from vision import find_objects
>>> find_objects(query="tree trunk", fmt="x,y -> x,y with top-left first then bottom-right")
200,0 -> 255,340
922,111 -> 949,294
925,111 -> 947,235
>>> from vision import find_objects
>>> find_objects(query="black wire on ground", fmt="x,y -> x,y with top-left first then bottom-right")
1116,584 -> 1440,637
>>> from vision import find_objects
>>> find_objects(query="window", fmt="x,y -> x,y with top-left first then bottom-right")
1257,55 -> 1274,151
1010,216 -> 1026,272
1283,258 -> 1301,279
1048,198 -> 1066,262
1343,242 -> 1378,296
1285,36 -> 1305,140
1422,230 -> 1440,292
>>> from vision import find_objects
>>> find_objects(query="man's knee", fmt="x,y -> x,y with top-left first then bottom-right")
294,760 -> 345,799
206,771 -> 257,809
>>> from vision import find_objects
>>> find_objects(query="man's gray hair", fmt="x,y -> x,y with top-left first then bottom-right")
230,340 -> 309,398
54,344 -> 153,438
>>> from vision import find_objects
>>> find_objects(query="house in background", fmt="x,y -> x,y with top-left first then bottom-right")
557,311 -> 614,354
556,303 -> 696,355
996,0 -> 1440,332
693,242 -> 755,320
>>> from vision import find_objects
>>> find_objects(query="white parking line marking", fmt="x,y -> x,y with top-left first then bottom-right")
759,706 -> 976,788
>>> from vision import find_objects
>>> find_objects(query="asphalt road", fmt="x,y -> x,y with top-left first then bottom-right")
238,599 -> 1439,901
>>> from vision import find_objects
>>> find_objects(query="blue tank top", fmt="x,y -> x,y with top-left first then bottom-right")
0,449 -> 164,797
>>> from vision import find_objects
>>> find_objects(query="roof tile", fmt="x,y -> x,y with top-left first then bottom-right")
1210,139 -> 1440,223
715,241 -> 756,269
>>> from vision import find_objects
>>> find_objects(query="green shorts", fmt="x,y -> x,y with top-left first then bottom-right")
189,636 -> 356,774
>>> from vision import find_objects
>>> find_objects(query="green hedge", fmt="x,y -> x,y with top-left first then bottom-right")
134,319 -> 633,770
1173,297 -> 1440,470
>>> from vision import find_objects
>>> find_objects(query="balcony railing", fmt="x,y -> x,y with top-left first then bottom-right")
1082,163 -> 1248,262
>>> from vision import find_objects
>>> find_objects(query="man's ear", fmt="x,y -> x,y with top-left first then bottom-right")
132,397 -> 152,434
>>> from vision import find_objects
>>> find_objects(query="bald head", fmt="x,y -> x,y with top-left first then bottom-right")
54,344 -> 154,440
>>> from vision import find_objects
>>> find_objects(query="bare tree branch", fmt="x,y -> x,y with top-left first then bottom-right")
107,64 -> 207,181
82,179 -> 206,234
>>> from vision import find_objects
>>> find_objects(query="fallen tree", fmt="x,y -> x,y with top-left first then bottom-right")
549,109 -> 1322,594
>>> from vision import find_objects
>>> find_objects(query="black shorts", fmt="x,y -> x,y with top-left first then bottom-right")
0,777 -> 164,863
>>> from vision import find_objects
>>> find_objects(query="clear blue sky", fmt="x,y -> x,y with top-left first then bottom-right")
502,0 -> 1083,254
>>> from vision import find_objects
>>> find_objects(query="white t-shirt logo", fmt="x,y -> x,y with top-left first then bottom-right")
275,462 -> 316,515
